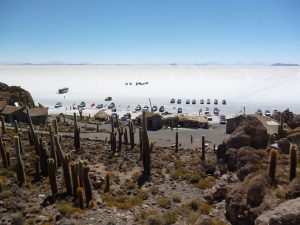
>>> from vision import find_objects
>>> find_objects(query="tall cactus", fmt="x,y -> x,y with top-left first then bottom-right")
289,145 -> 297,181
83,165 -> 93,207
53,118 -> 59,135
77,187 -> 84,209
63,154 -> 72,196
175,131 -> 178,152
124,127 -> 128,146
110,131 -> 116,155
73,113 -> 81,152
117,127 -> 123,152
14,120 -> 19,133
40,146 -> 49,177
34,156 -> 41,181
128,120 -> 135,149
1,116 -> 5,134
48,124 -> 58,169
268,149 -> 278,185
141,111 -> 151,181
26,107 -> 39,153
201,135 -> 206,161
104,173 -> 110,193
0,137 -> 8,168
78,160 -> 84,188
278,112 -> 285,138
71,162 -> 79,201
47,158 -> 58,196
17,133 -> 23,154
14,136 -> 26,186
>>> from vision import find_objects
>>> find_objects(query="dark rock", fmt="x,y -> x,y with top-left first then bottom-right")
286,178 -> 300,199
237,163 -> 259,181
247,174 -> 269,208
202,162 -> 216,175
225,116 -> 268,150
226,148 -> 238,171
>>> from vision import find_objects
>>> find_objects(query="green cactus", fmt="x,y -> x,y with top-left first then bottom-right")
47,158 -> 58,196
289,145 -> 297,181
104,173 -> 110,193
201,135 -> 206,161
175,131 -> 178,152
0,137 -> 8,169
128,120 -> 135,149
83,165 -> 93,207
268,149 -> 278,185
1,116 -> 5,134
14,136 -> 26,186
77,187 -> 84,210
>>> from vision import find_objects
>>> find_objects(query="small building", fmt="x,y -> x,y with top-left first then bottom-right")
24,107 -> 48,125
94,111 -> 110,122
177,114 -> 208,129
1,105 -> 26,123
137,111 -> 163,131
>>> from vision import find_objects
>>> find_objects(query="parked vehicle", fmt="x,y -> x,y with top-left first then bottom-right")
105,96 -> 112,101
222,99 -> 227,105
214,99 -> 218,105
159,106 -> 165,112
186,99 -> 190,104
78,101 -> 86,108
135,105 -> 141,111
205,107 -> 210,115
55,102 -> 62,108
220,115 -> 226,124
111,108 -> 116,112
142,105 -> 149,111
200,99 -> 204,104
207,99 -> 210,104
108,102 -> 115,109
256,109 -> 263,115
265,110 -> 271,117
151,105 -> 158,112
58,87 -> 69,94
170,98 -> 175,104
177,107 -> 182,113
192,99 -> 196,104
214,107 -> 220,115
96,104 -> 103,109
177,99 -> 182,104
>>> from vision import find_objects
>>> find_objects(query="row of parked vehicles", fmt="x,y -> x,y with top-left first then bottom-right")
170,98 -> 226,105
256,109 -> 276,117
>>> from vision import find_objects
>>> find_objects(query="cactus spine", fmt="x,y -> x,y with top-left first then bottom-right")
1,116 -> 5,134
201,135 -> 206,161
14,136 -> 26,185
0,137 -> 8,168
289,145 -> 297,181
47,158 -> 58,196
83,165 -> 93,207
268,149 -> 278,185
128,120 -> 135,149
73,113 -> 81,152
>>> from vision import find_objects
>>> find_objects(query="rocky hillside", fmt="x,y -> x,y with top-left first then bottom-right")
0,82 -> 35,108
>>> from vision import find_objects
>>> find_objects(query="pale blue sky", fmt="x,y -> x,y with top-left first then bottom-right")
0,0 -> 299,64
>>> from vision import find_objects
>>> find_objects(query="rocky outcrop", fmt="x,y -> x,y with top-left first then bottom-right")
0,82 -> 35,108
224,116 -> 268,150
226,174 -> 275,225
255,197 -> 300,225
285,178 -> 300,199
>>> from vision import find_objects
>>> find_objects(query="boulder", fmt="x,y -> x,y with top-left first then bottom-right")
237,163 -> 259,181
224,116 -> 268,150
285,178 -> 300,199
225,148 -> 238,172
269,197 -> 300,225
246,174 -> 269,208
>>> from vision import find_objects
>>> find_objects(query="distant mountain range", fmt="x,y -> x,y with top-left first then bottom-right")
271,63 -> 299,66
